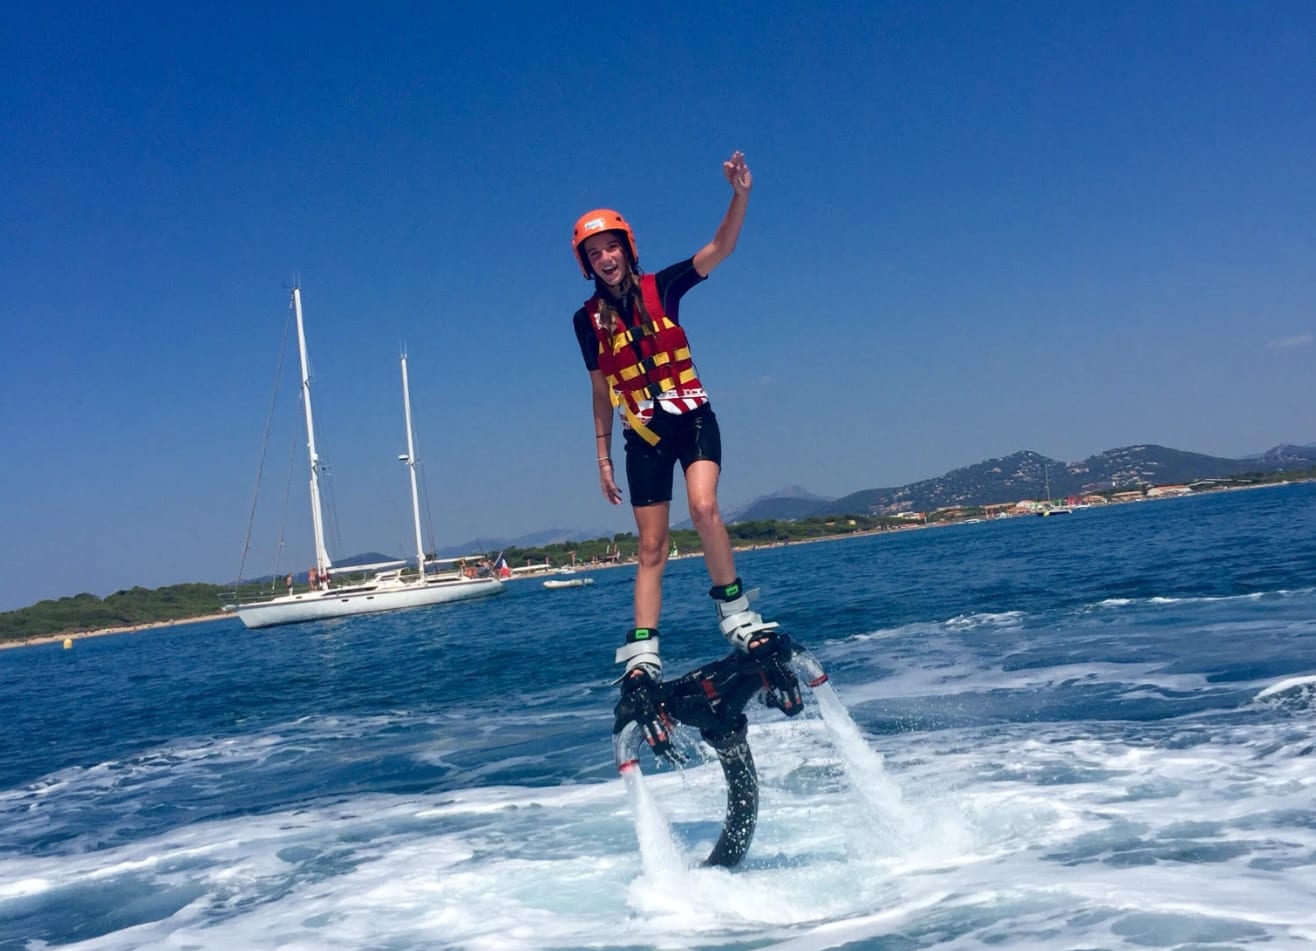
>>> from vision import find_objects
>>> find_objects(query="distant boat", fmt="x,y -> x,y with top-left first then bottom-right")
236,288 -> 503,629
1037,464 -> 1073,516
543,577 -> 594,589
543,569 -> 594,590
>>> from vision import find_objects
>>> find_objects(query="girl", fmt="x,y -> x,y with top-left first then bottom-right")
570,152 -> 799,759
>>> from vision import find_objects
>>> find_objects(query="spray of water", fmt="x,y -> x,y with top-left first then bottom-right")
796,646 -> 978,859
620,764 -> 685,879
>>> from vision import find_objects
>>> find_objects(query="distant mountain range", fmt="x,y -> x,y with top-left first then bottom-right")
434,527 -> 617,559
425,442 -> 1315,556
722,484 -> 834,522
735,442 -> 1316,521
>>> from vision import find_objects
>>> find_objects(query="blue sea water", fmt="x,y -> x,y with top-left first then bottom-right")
2,483 -> 1315,950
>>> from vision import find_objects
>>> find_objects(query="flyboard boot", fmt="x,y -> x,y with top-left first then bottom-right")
709,578 -> 803,714
612,628 -> 682,764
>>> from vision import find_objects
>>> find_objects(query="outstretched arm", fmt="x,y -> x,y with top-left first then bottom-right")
692,151 -> 752,278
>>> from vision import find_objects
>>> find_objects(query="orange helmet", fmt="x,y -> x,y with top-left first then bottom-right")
572,208 -> 638,279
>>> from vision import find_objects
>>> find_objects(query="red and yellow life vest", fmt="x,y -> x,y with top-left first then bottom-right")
587,274 -> 704,446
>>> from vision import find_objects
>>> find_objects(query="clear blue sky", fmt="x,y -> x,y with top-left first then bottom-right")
2,2 -> 1312,611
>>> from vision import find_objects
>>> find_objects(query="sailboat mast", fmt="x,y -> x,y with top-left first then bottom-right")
292,287 -> 332,576
400,354 -> 426,577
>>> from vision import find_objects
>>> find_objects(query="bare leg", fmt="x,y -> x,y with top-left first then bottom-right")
686,459 -> 737,587
632,502 -> 671,628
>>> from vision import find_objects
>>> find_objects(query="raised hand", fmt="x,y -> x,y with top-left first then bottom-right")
723,150 -> 752,196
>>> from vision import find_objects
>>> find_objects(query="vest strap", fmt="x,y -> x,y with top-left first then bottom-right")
617,318 -> 670,345
613,346 -> 693,383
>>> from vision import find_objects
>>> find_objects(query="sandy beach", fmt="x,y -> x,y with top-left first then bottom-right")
0,613 -> 232,652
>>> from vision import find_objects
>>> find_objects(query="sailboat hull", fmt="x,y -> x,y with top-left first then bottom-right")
237,577 -> 503,629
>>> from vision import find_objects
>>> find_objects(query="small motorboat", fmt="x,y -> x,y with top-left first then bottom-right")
543,574 -> 594,590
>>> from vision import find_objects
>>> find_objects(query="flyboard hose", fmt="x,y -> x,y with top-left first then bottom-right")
612,636 -> 829,868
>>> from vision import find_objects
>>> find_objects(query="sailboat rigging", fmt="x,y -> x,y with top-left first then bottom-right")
236,286 -> 503,629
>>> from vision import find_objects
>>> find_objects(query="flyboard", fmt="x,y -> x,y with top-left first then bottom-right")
612,635 -> 829,868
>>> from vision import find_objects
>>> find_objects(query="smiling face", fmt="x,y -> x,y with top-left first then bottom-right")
582,231 -> 630,286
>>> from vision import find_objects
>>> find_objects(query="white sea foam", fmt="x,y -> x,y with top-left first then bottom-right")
1256,673 -> 1316,700
1091,590 -> 1292,611
944,611 -> 1026,631
5,696 -> 1315,950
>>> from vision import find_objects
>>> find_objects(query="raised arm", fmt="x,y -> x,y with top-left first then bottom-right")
692,151 -> 753,278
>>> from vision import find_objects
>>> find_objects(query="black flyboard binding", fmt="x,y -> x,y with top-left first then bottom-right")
612,634 -> 829,868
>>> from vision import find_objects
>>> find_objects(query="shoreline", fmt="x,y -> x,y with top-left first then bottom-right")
0,612 -> 233,652
5,479 -> 1306,653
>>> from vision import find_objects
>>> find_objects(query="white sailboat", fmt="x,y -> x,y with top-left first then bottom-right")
237,288 -> 503,629
1037,463 -> 1073,516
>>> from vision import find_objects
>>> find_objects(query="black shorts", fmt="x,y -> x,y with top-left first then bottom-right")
624,403 -> 722,507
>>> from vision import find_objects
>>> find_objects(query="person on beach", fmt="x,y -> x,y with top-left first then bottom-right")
570,151 -> 801,761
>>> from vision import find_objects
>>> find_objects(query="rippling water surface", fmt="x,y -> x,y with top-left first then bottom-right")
3,483 -> 1315,950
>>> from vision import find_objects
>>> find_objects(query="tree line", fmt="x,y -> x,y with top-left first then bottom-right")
499,513 -> 912,568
